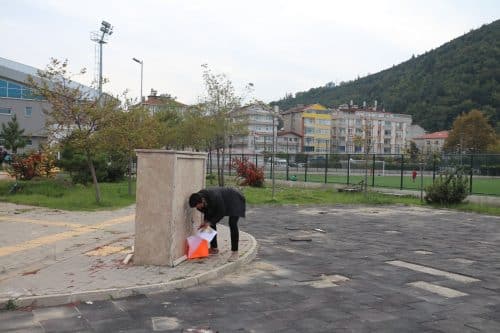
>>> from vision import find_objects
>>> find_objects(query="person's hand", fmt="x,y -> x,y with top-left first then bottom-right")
198,222 -> 210,230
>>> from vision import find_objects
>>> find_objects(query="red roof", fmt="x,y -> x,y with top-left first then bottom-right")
414,131 -> 448,140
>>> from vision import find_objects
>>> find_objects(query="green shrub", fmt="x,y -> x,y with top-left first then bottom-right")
57,145 -> 126,184
424,169 -> 469,204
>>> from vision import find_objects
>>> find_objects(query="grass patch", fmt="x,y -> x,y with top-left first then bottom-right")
239,183 -> 500,216
241,184 -> 422,206
1,178 -> 500,216
0,179 -> 135,211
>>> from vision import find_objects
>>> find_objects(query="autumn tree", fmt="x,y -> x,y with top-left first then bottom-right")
444,109 -> 498,153
0,115 -> 27,154
199,64 -> 250,186
27,58 -> 119,203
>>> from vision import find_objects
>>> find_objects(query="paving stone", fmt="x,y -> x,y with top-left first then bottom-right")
40,316 -> 92,332
3,204 -> 500,331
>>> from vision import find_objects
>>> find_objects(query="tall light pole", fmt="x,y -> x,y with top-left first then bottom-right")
271,105 -> 279,200
132,58 -> 143,103
91,20 -> 113,96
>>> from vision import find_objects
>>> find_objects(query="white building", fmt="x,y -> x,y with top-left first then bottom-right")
229,103 -> 278,154
331,104 -> 413,154
412,131 -> 449,154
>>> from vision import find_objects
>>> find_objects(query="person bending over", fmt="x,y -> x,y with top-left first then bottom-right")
189,187 -> 246,262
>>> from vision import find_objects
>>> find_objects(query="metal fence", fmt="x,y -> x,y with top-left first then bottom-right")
206,152 -> 500,196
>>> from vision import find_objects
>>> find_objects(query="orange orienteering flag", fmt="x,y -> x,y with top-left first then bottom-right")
187,235 -> 209,259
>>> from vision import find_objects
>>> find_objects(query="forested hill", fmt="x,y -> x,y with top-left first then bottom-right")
271,19 -> 500,132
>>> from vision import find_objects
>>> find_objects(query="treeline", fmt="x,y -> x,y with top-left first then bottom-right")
272,19 -> 500,132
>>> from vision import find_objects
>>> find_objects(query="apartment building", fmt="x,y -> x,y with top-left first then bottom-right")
331,104 -> 412,154
277,130 -> 302,154
412,131 -> 448,154
141,89 -> 187,115
229,103 -> 277,154
280,104 -> 331,153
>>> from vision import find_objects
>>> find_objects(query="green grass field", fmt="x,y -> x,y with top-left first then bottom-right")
0,179 -> 135,211
267,170 -> 500,196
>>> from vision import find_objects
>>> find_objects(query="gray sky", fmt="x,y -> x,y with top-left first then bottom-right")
2,0 -> 499,105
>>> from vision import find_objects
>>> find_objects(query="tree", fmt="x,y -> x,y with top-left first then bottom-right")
98,105 -> 161,195
199,64 -> 250,186
27,58 -> 119,203
353,115 -> 374,194
406,141 -> 420,160
0,115 -> 27,153
444,109 -> 498,153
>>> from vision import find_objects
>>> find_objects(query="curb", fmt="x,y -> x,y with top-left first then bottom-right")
0,232 -> 258,309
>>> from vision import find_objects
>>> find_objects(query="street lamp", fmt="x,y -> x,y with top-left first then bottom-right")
132,57 -> 143,103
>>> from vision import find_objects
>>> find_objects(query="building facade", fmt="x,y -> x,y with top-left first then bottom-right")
0,57 -> 49,153
331,104 -> 412,154
0,57 -> 97,154
141,89 -> 187,115
277,131 -> 302,154
229,103 -> 278,154
281,104 -> 332,153
412,131 -> 448,154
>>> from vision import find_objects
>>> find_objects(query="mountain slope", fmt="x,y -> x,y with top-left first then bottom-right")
272,20 -> 500,132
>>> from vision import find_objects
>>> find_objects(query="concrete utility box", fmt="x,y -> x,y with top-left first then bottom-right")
134,150 -> 207,266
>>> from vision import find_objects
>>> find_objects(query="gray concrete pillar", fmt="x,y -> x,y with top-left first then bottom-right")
134,150 -> 206,266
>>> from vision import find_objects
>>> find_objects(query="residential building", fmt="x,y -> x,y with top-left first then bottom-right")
281,104 -> 331,153
229,103 -> 277,154
412,131 -> 448,154
277,131 -> 302,154
331,104 -> 412,154
141,89 -> 187,115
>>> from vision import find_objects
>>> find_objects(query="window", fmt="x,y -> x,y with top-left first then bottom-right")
25,106 -> 32,117
26,138 -> 33,146
0,108 -> 12,115
0,80 -> 6,97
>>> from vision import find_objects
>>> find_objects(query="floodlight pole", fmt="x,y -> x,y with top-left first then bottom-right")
132,58 -> 143,103
97,20 -> 113,96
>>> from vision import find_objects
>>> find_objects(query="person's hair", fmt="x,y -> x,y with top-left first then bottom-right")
189,193 -> 203,207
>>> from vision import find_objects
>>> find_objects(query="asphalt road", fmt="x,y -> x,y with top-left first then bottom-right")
2,204 -> 500,332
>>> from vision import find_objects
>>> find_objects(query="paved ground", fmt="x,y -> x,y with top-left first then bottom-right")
0,203 -> 256,308
2,204 -> 500,332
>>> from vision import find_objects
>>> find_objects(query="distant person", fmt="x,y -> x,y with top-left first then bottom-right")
189,187 -> 246,262
412,169 -> 417,182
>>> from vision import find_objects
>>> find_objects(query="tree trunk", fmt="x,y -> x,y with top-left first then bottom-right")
221,147 -> 225,187
86,153 -> 101,203
216,148 -> 221,186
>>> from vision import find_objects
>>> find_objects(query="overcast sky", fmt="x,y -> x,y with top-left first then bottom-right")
2,0 -> 499,105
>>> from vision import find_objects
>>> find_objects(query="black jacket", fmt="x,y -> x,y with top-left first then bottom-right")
198,187 -> 246,224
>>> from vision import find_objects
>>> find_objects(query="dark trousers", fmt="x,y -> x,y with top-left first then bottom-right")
210,216 -> 239,251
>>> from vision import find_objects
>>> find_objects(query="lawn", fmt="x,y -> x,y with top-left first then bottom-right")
0,179 -> 135,211
270,170 -> 500,196
1,177 -> 500,216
